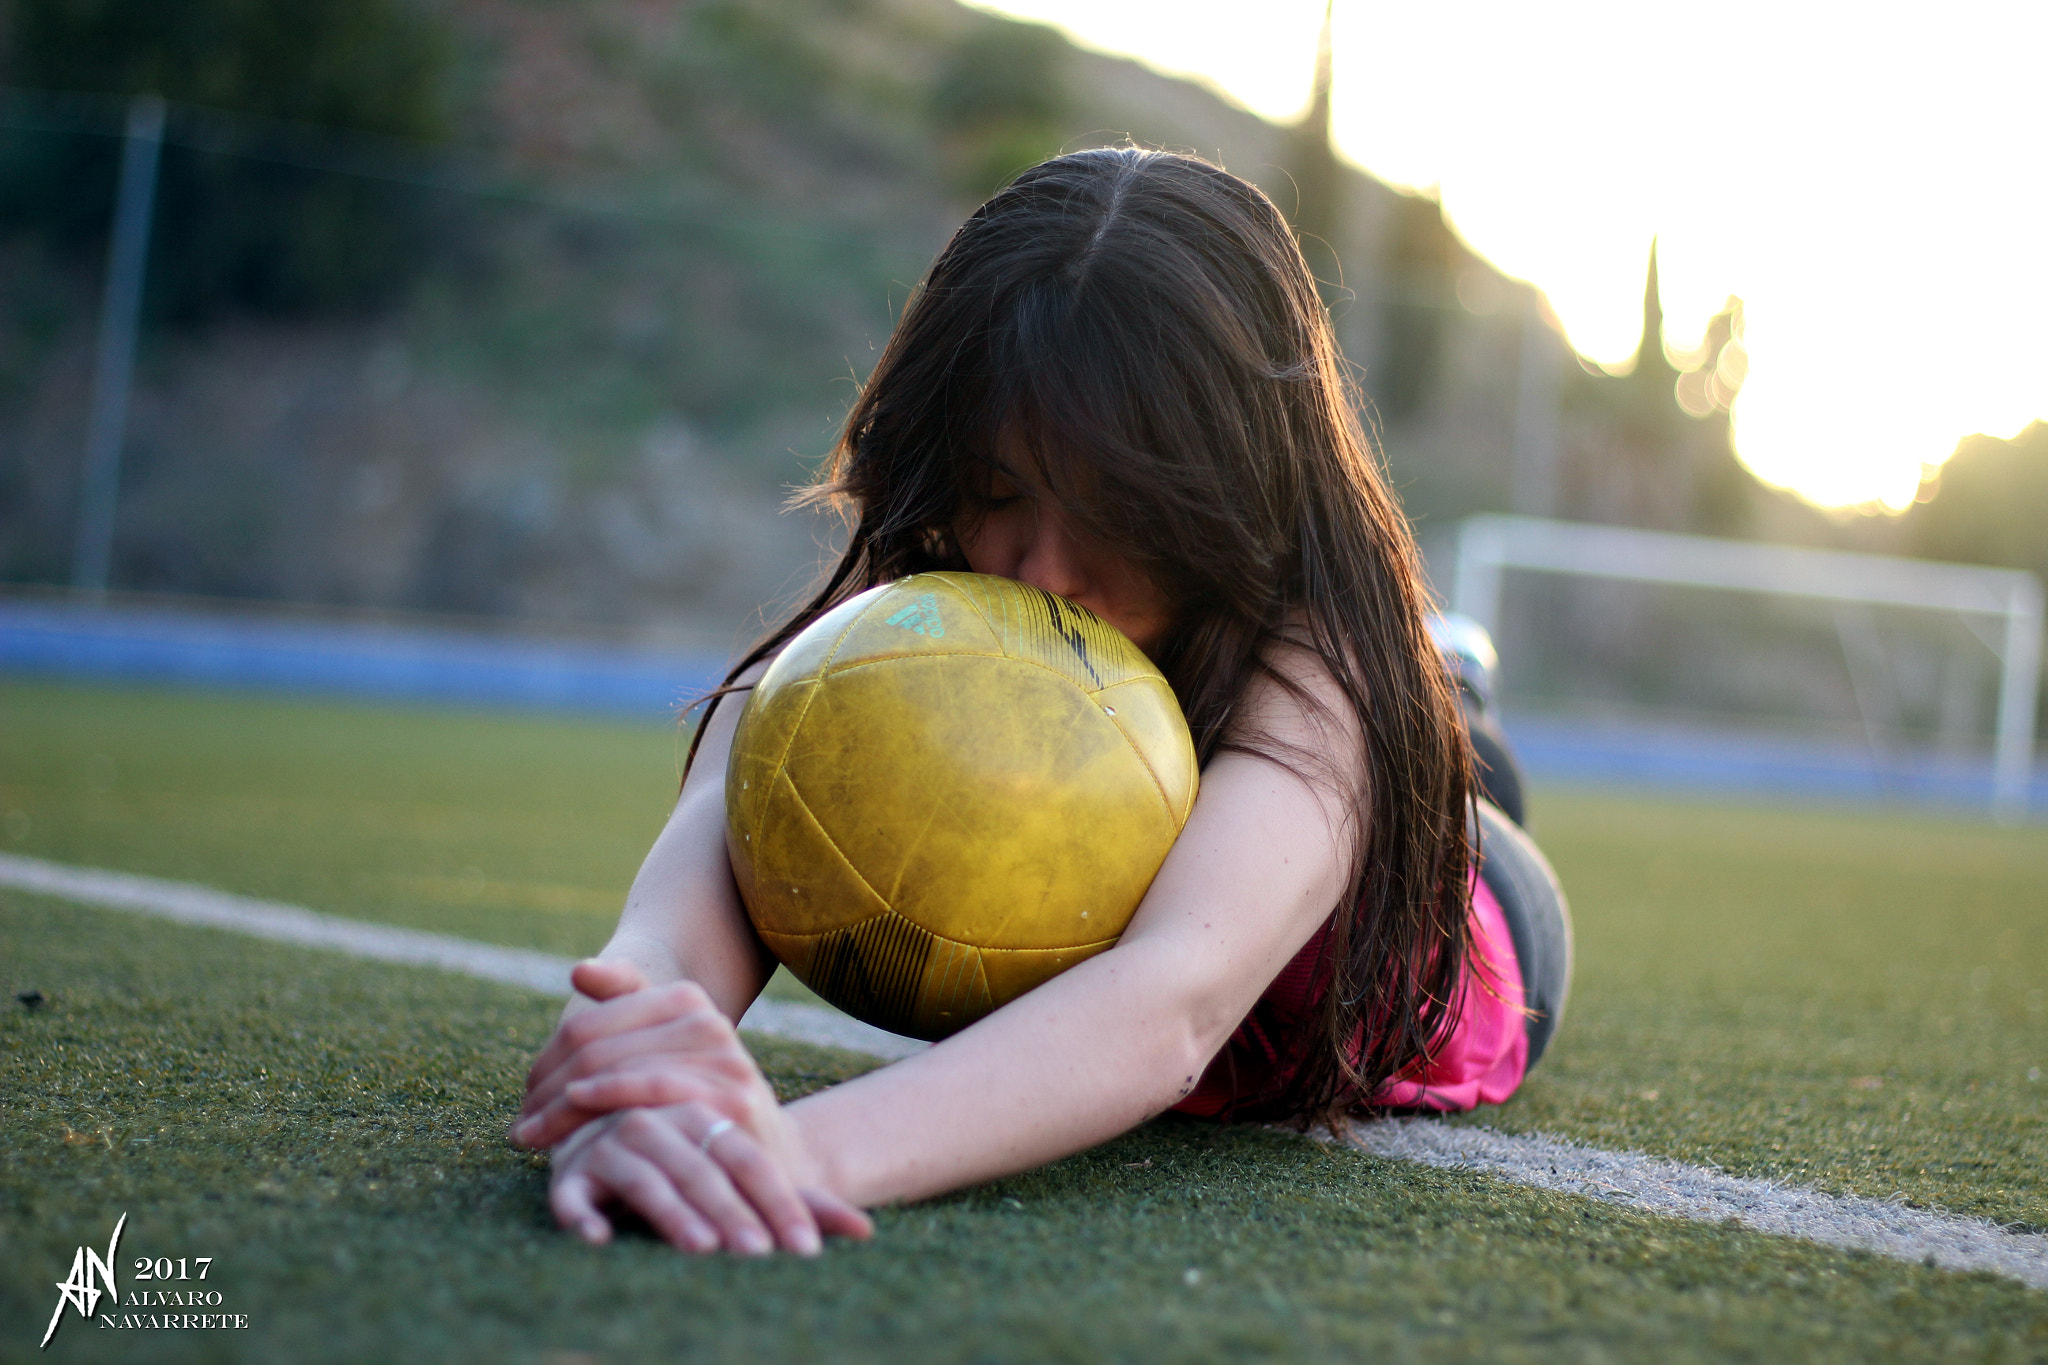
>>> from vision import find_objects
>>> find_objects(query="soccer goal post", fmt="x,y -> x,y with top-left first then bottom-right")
1449,514 -> 2045,822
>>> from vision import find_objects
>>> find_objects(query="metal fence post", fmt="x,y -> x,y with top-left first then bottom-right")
1451,516 -> 1506,642
1992,577 -> 2044,824
71,92 -> 166,596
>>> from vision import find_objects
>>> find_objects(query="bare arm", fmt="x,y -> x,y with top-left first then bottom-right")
562,673 -> 774,1021
516,665 -> 875,1255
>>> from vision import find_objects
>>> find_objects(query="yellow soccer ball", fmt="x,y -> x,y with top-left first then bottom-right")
725,572 -> 1199,1040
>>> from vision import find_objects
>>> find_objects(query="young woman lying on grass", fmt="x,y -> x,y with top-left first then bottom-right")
510,148 -> 1570,1255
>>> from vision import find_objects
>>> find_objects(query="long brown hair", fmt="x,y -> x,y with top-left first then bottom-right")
693,147 -> 1473,1119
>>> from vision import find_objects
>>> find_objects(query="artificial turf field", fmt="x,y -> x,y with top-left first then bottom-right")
1,679 -> 2043,1362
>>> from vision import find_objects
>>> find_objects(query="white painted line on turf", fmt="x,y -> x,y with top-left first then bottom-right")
738,997 -> 926,1060
0,852 -> 926,1060
5,852 -> 2044,1289
1346,1119 -> 2048,1290
0,852 -> 576,990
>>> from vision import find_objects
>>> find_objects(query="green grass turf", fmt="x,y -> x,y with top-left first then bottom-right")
2,678 -> 2047,1357
0,680 -> 827,1005
4,890 -> 2044,1364
1486,793 -> 2048,1232
0,680 -> 679,957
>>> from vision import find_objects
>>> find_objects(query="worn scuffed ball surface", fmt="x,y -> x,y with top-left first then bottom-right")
726,572 -> 1199,1040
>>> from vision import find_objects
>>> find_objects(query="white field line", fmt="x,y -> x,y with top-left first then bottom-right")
1342,1120 -> 2048,1290
0,852 -> 925,1060
4,852 -> 2044,1289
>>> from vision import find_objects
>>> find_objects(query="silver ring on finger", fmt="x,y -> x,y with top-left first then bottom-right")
697,1117 -> 738,1154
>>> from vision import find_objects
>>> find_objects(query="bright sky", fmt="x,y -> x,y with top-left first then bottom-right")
972,0 -> 2048,511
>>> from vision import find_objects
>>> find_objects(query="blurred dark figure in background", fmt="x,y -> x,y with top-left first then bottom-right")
1430,612 -> 1527,827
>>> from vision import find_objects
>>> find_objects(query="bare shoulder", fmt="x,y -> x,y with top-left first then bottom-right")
1213,619 -> 1372,851
1236,618 -> 1367,765
681,651 -> 780,796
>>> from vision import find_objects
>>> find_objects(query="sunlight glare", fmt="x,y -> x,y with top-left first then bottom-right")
968,0 -> 2048,511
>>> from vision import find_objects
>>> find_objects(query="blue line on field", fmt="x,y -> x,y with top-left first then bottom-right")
4,598 -> 2039,813
0,600 -> 730,720
1506,712 -> 2048,815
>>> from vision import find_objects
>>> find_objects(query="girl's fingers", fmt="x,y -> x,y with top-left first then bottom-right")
526,978 -> 710,1101
692,1117 -> 826,1257
549,1168 -> 614,1245
800,1187 -> 876,1242
547,1109 -> 860,1256
512,1063 -> 727,1149
551,1117 -> 720,1253
612,1108 -> 787,1256
574,1134 -> 721,1254
522,1013 -> 748,1133
523,986 -> 733,1114
569,958 -> 649,1001
563,1065 -> 719,1114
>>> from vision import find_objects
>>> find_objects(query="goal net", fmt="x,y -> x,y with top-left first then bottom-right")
1444,515 -> 2044,821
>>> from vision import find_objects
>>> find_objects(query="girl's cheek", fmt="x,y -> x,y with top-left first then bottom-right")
953,526 -> 994,576
956,509 -> 1028,577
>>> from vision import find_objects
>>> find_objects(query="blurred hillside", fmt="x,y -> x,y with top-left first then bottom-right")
0,0 -> 2011,663
1906,423 -> 2048,588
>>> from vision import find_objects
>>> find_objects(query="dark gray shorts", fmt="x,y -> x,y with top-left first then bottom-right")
1472,799 -> 1573,1069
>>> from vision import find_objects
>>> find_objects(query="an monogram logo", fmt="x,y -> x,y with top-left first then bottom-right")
41,1212 -> 124,1348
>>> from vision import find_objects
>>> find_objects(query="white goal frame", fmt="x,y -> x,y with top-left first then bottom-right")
1449,514 -> 2044,822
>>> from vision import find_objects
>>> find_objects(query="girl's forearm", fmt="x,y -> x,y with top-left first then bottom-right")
783,935 -> 1227,1208
575,753 -> 773,1024
590,927 -> 688,985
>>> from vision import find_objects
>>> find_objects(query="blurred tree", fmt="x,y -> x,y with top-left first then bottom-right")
1283,0 -> 1339,302
7,0 -> 446,135
929,17 -> 1068,200
0,0 -> 453,318
1628,238 -> 1677,395
1552,249 -> 1760,537
1372,192 -> 1454,420
1670,293 -> 1753,537
649,0 -> 846,156
1907,423 -> 2048,584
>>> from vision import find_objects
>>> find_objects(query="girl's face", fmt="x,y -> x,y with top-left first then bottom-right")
954,445 -> 1176,658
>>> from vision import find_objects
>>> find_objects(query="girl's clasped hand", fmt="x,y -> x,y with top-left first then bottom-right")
513,959 -> 871,1255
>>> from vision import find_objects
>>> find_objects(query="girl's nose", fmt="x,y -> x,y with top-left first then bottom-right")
1015,505 -> 1091,601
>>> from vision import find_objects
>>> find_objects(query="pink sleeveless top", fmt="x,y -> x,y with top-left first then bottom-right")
1171,872 -> 1529,1118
